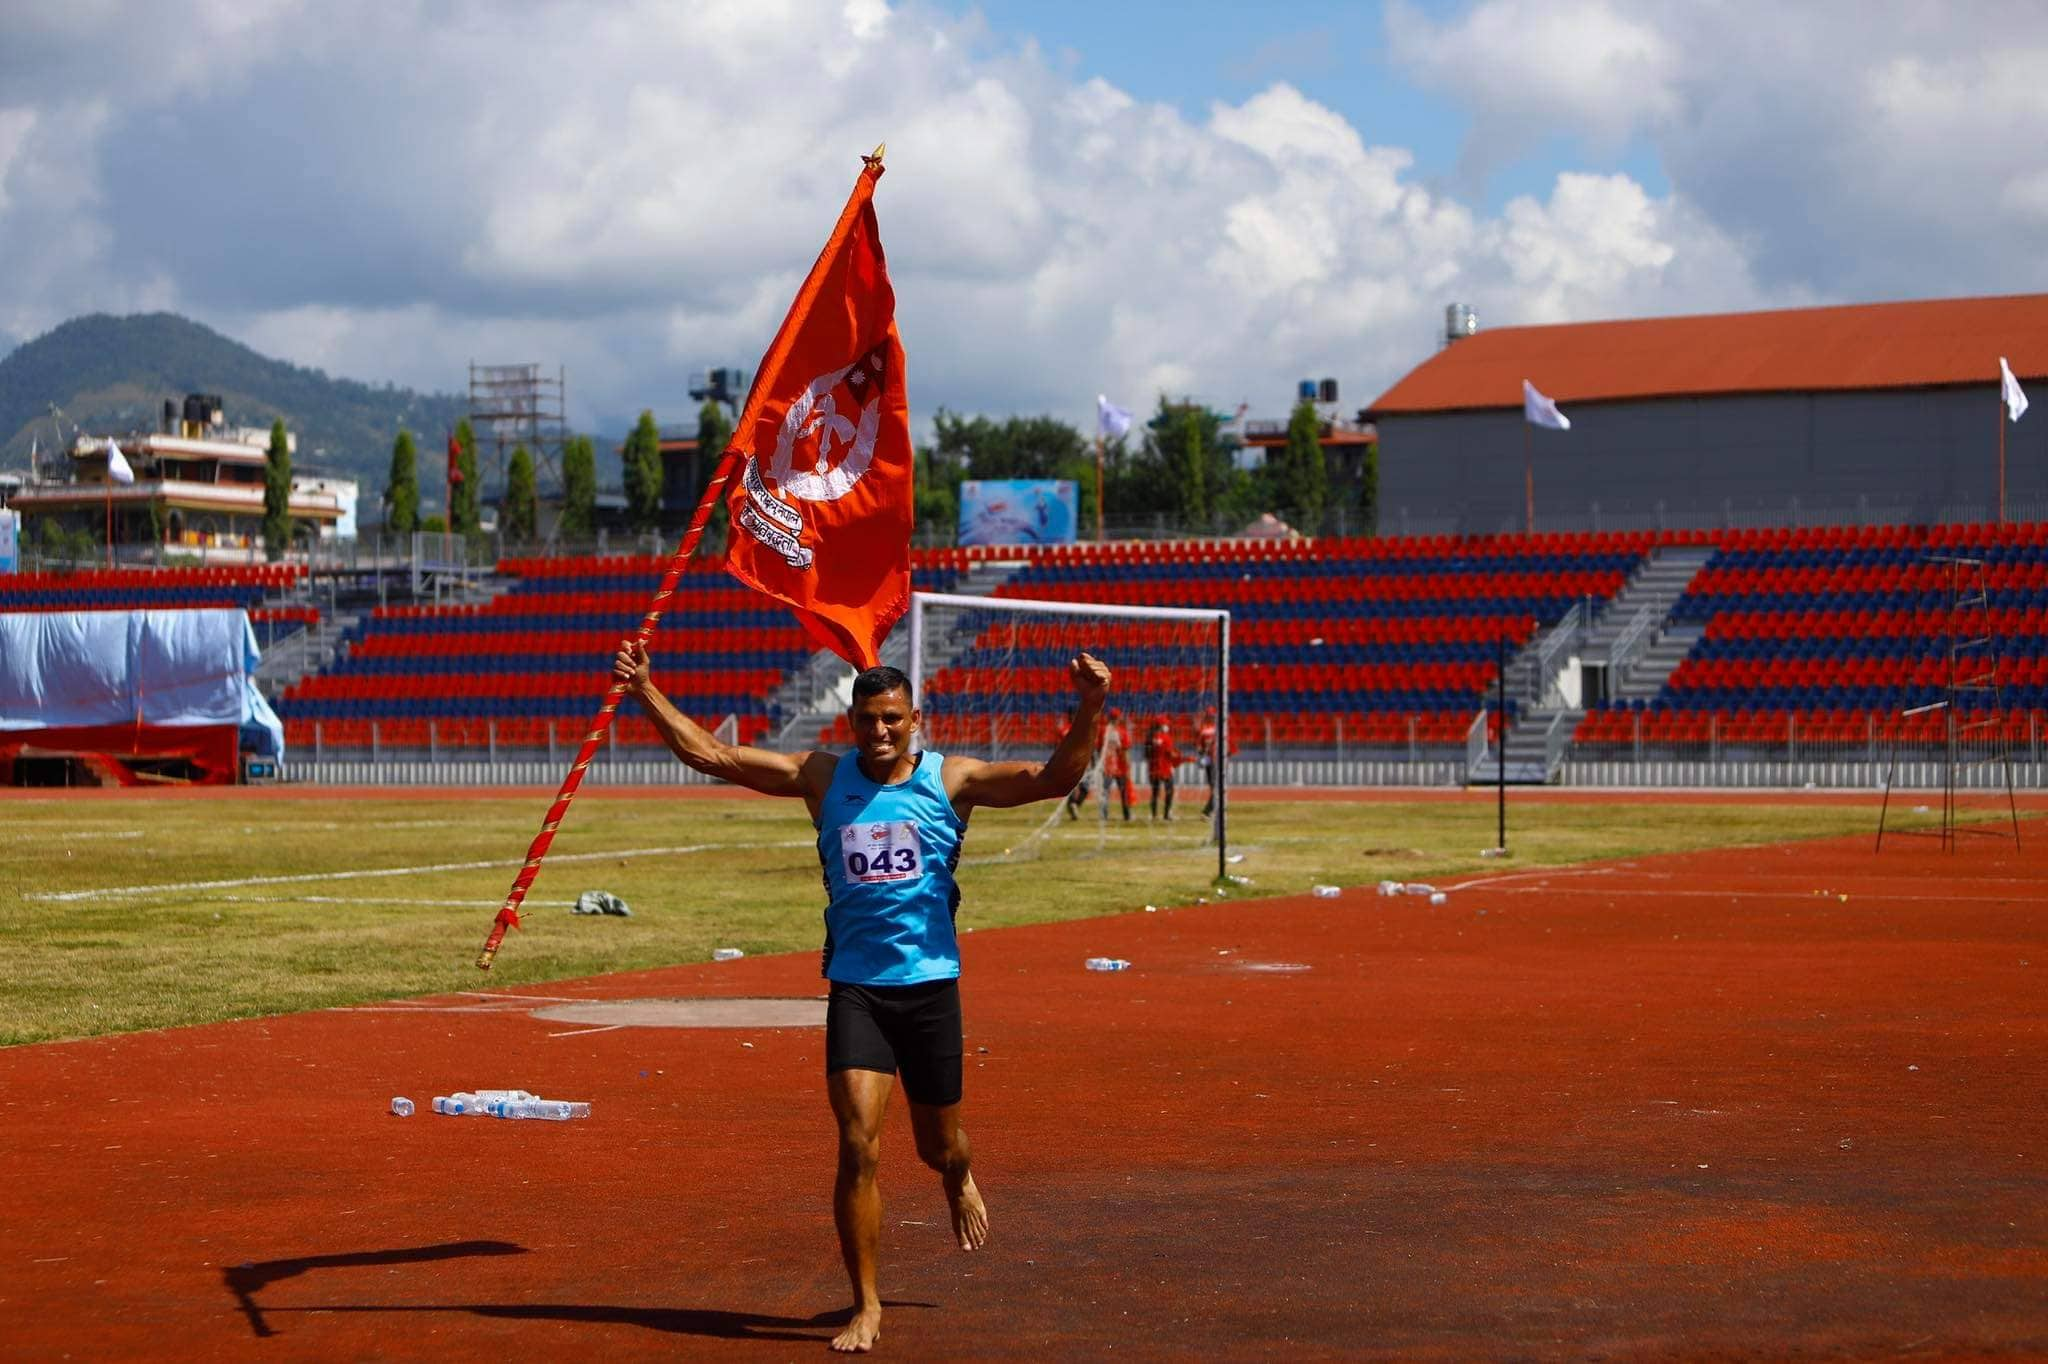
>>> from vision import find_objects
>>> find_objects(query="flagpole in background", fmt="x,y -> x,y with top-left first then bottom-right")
1520,380 -> 1571,537
1998,357 -> 2030,524
1089,432 -> 1105,544
1095,395 -> 1131,542
1523,422 -> 1533,536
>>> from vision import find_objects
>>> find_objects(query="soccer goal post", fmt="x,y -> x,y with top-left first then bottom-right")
907,590 -> 1233,882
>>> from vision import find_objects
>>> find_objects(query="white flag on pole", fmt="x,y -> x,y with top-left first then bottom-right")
104,437 -> 135,485
1522,380 -> 1571,431
1096,394 -> 1133,440
2000,356 -> 2029,422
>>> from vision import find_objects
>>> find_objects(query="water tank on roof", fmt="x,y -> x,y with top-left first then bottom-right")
1297,379 -> 1318,402
1318,378 -> 1338,403
1445,303 -> 1477,343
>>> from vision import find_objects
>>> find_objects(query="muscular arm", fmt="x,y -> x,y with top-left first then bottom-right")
946,652 -> 1112,812
612,639 -> 830,804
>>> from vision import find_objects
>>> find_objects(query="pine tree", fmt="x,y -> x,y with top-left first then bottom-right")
263,419 -> 293,561
1176,409 -> 1210,529
451,419 -> 481,535
1281,398 -> 1328,534
622,409 -> 664,532
559,435 -> 596,539
504,445 -> 537,542
384,429 -> 419,534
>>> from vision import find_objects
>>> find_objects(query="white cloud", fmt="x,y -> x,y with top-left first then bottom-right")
1388,0 -> 2048,301
1,0 -> 1974,449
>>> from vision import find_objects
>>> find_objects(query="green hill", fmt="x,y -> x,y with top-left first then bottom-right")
0,313 -> 472,499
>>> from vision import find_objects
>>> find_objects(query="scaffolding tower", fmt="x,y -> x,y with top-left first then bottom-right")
1877,554 -> 2022,851
468,363 -> 568,495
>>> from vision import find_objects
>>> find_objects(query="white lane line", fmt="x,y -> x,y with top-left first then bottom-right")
27,838 -> 812,903
0,829 -> 144,843
547,1024 -> 625,1039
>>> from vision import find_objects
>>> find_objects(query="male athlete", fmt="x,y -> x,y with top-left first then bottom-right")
612,639 -> 1113,1354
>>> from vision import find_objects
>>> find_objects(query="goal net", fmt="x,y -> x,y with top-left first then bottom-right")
907,591 -> 1231,877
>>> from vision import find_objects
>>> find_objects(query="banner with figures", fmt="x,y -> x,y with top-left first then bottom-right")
958,479 -> 1078,546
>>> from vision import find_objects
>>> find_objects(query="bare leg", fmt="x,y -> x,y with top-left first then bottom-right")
828,1068 -> 893,1352
910,1099 -> 988,1250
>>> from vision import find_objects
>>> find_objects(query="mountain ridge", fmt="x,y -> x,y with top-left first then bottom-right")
0,313 -> 474,501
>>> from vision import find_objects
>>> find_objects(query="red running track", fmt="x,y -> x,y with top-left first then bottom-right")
1,828 -> 2044,1360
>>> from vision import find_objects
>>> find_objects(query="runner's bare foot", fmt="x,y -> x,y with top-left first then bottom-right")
948,1173 -> 989,1250
831,1305 -> 882,1353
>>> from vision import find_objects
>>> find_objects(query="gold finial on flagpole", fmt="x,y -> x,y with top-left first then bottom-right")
865,142 -> 886,166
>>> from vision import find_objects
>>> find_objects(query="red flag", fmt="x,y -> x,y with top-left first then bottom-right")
724,158 -> 911,669
446,433 -> 466,486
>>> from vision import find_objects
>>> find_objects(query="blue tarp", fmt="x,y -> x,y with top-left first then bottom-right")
0,609 -> 285,759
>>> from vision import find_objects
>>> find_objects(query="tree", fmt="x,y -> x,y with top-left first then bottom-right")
503,444 -> 537,542
263,419 -> 292,561
929,410 -> 1087,480
695,400 -> 733,550
559,435 -> 596,539
1174,409 -> 1210,529
621,409 -> 664,532
1357,436 -> 1379,537
450,419 -> 481,535
384,429 -> 419,534
1278,398 -> 1329,534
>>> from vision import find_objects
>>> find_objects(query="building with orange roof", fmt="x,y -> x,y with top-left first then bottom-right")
1364,295 -> 2048,534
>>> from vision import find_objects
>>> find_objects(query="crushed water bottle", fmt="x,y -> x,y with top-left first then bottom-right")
488,1098 -> 591,1121
1311,884 -> 1342,898
1084,957 -> 1132,972
712,947 -> 745,961
390,1097 -> 414,1117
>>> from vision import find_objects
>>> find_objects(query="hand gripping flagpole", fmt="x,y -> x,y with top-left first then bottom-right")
475,453 -> 738,969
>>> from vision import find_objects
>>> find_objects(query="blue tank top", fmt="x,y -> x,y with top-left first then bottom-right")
815,749 -> 965,985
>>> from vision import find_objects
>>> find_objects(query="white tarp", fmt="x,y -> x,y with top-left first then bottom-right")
0,608 -> 284,756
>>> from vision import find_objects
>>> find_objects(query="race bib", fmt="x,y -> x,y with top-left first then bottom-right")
839,819 -> 923,883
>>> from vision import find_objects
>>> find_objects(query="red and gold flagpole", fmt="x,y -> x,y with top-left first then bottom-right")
479,145 -> 889,970
476,455 -> 737,968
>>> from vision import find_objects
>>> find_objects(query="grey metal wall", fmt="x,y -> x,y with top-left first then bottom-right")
1377,385 -> 2047,534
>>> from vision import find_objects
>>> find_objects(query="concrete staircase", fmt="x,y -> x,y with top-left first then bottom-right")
1470,546 -> 1717,784
1583,546 -> 1716,704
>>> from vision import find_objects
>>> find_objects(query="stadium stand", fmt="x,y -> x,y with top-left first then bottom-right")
1573,522 -> 2048,760
815,533 -> 1651,750
273,553 -> 962,753
253,521 -> 2048,776
0,565 -> 318,648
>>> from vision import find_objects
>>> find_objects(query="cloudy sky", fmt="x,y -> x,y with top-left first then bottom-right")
2,0 -> 2043,436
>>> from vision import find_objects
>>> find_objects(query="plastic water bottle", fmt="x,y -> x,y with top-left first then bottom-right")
712,947 -> 745,961
473,1089 -> 535,1103
1428,892 -> 1448,906
1403,882 -> 1437,896
390,1096 -> 414,1117
432,1095 -> 462,1115
489,1098 -> 591,1121
1311,884 -> 1342,898
1085,957 -> 1131,972
434,1092 -> 488,1115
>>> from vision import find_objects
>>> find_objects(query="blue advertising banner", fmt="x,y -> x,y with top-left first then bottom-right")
957,480 -> 1078,546
0,510 -> 16,574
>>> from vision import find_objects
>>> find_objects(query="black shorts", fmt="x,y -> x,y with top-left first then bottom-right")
825,978 -> 964,1107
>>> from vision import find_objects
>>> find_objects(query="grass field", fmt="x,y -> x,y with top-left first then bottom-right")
0,788 -> 1979,1047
